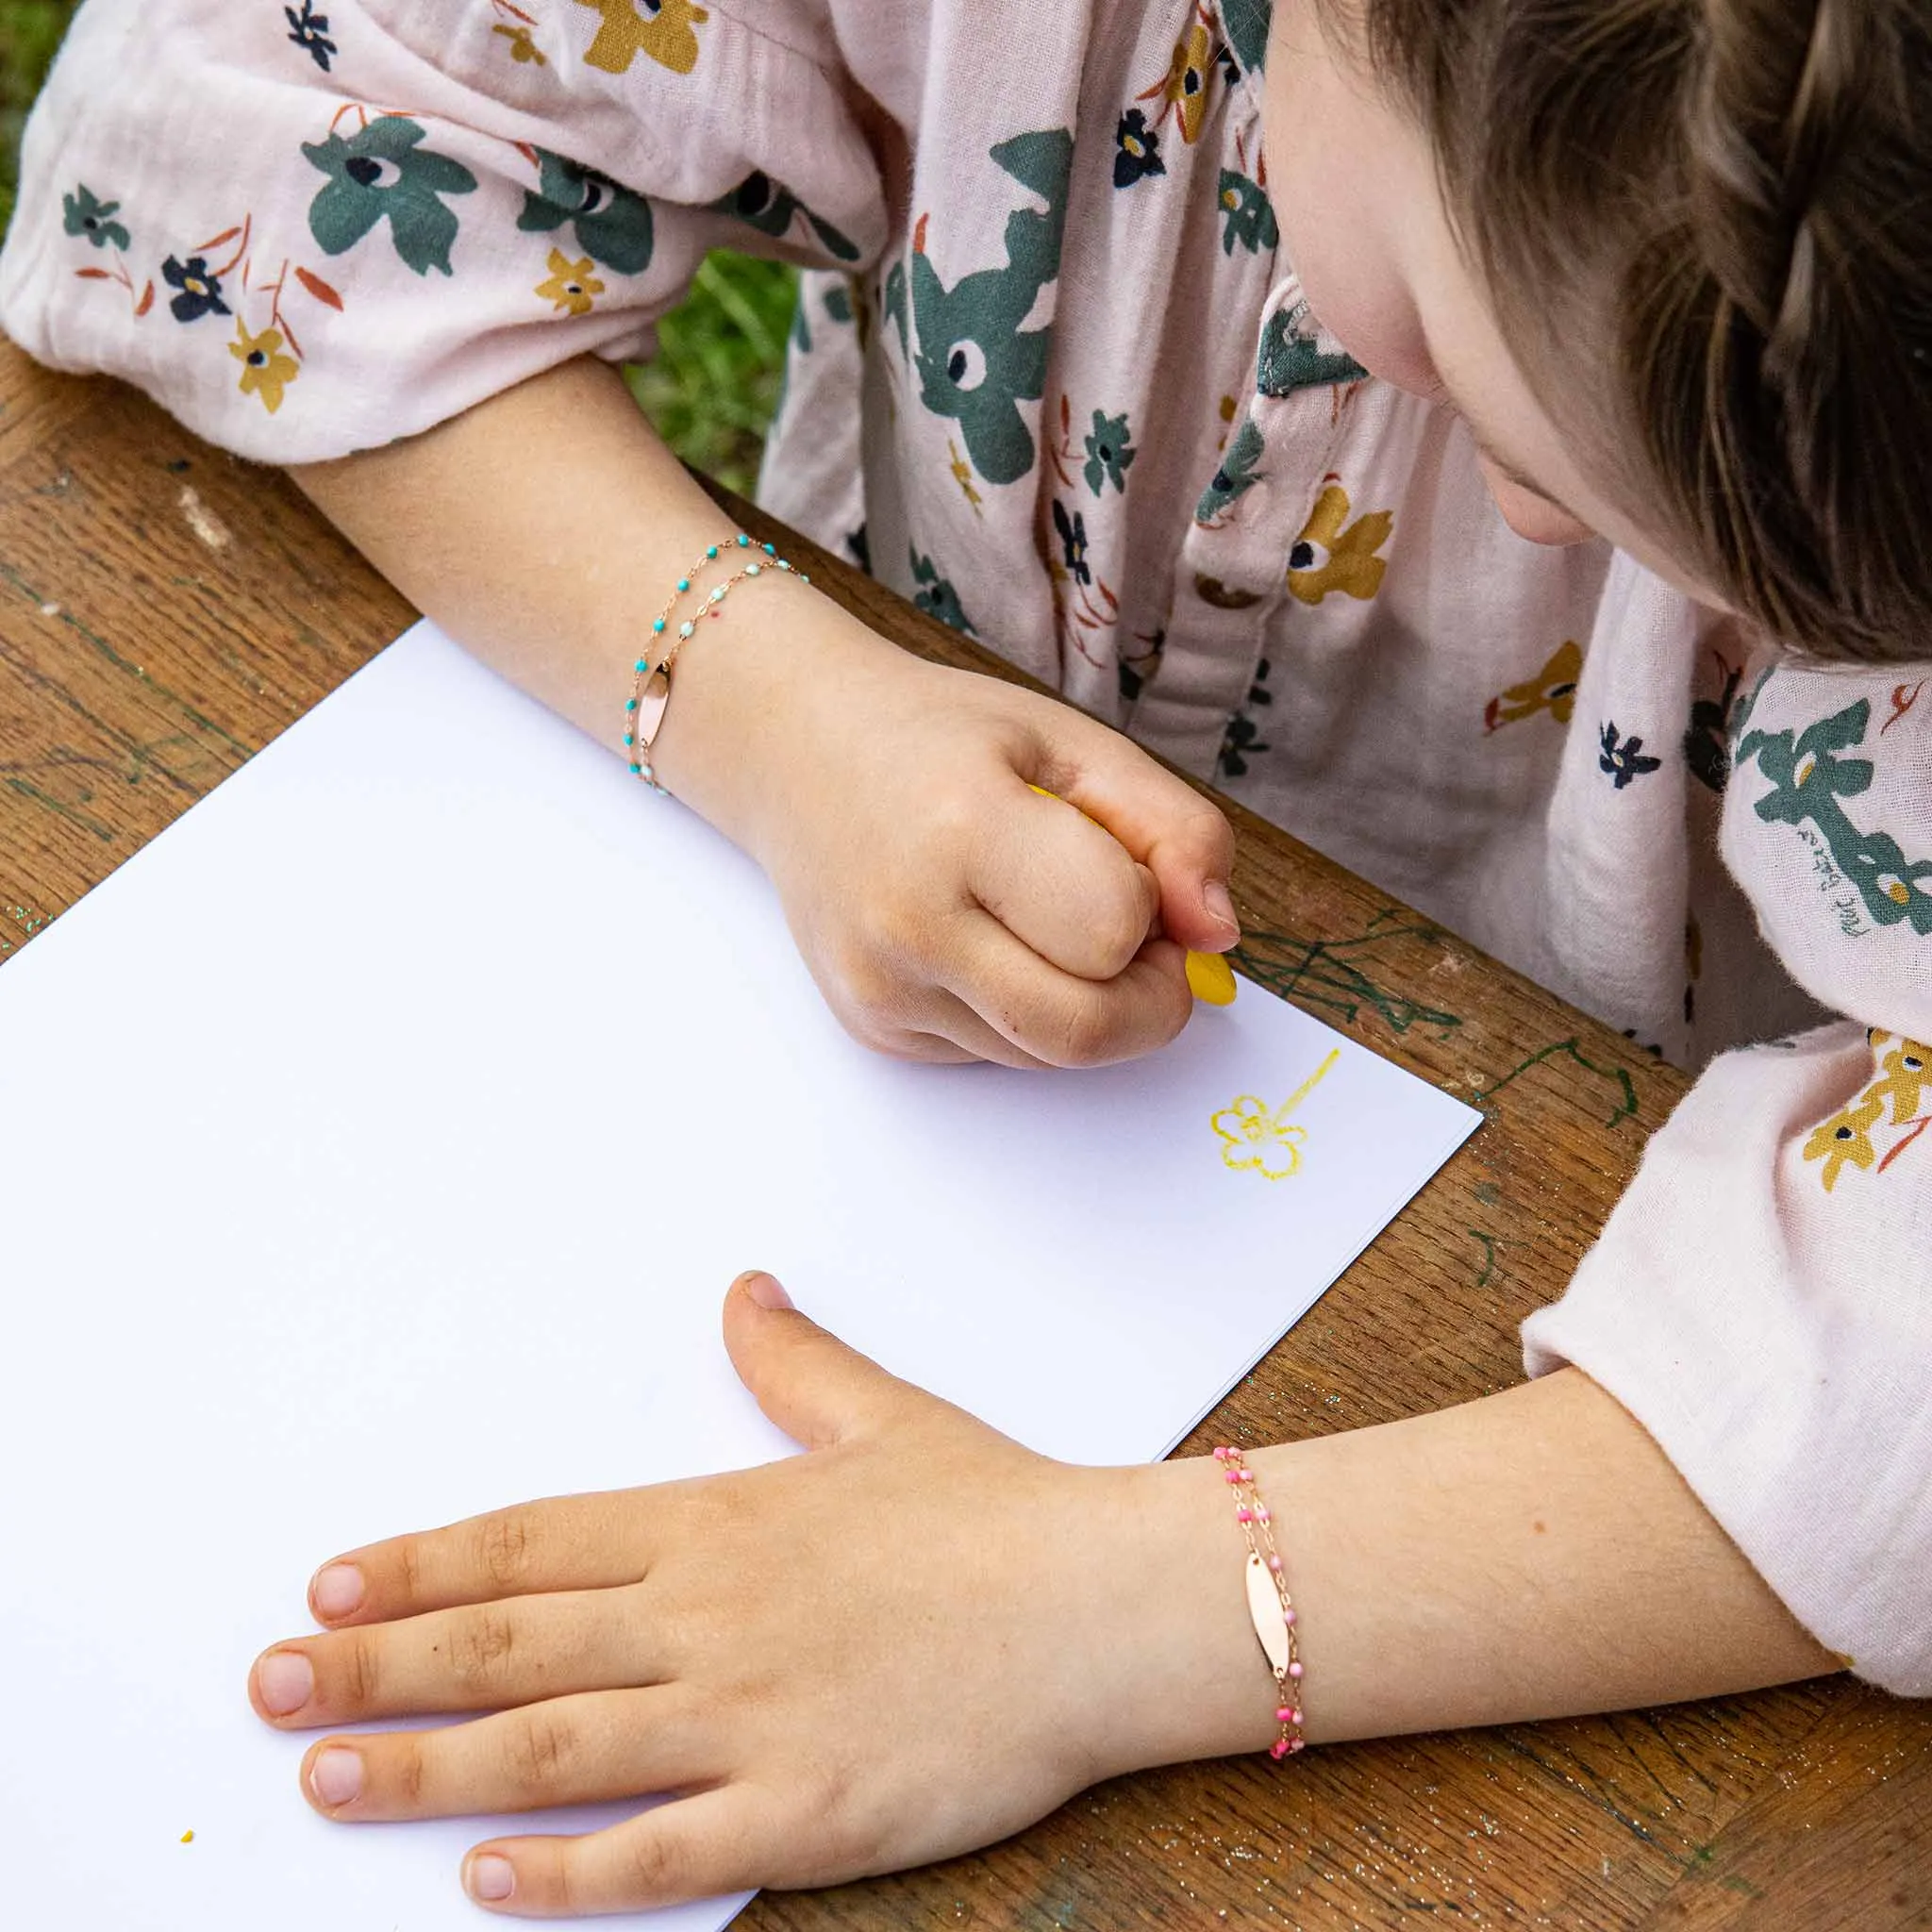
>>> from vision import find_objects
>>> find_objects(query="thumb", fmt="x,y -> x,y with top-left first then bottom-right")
721,1273 -> 924,1451
1040,727 -> 1240,954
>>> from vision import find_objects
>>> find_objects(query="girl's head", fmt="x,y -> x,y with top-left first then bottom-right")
1263,0 -> 1931,661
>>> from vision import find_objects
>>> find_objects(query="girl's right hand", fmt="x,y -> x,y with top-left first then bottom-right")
656,593 -> 1241,1069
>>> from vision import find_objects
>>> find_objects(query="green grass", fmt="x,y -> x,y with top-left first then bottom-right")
625,250 -> 796,497
0,2 -> 77,239
0,0 -> 793,492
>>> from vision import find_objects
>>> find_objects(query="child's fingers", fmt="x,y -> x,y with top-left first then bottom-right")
970,784 -> 1161,981
894,991 -> 1058,1071
837,987 -> 1058,1071
295,1688 -> 708,1826
251,1591 -> 658,1730
722,1274 -> 937,1451
306,1491 -> 647,1628
942,918 -> 1193,1068
1036,731 -> 1239,954
460,1787 -> 759,1916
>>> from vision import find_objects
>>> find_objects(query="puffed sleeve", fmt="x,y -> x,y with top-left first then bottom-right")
0,0 -> 885,462
1524,658 -> 1932,1694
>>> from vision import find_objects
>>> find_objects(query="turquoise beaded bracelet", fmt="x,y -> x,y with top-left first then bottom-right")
624,532 -> 808,792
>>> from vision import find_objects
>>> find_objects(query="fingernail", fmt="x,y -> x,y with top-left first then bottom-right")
468,1854 -> 516,1902
310,1563 -> 364,1621
256,1649 -> 314,1717
742,1271 -> 793,1311
1203,879 -> 1240,937
309,1747 -> 363,1807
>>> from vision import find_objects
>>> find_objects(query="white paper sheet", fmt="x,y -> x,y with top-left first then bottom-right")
0,623 -> 1476,1928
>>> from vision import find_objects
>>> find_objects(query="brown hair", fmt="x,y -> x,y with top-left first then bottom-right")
1360,0 -> 1932,661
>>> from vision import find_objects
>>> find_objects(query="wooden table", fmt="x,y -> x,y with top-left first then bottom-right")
1,338 -> 1925,1929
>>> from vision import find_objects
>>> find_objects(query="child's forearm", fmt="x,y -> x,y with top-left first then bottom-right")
289,357 -> 858,855
254,1291 -> 1841,1908
1108,1366 -> 1836,1774
289,358 -> 1241,1073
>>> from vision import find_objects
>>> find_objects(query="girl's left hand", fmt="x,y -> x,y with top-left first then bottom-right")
248,1273 -> 1253,1918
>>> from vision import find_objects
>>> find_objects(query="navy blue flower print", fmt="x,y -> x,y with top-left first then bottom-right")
1113,109 -> 1166,189
1218,711 -> 1271,780
1053,500 -> 1091,585
1599,722 -> 1663,789
286,1 -> 337,72
162,255 -> 230,323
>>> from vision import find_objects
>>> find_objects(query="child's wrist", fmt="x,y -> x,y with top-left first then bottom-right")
643,583 -> 899,852
1074,1458 -> 1291,1779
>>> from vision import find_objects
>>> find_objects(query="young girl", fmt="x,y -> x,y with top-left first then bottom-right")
6,0 -> 1927,1914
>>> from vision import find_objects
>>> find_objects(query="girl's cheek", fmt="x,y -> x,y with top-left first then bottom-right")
1279,204 -> 1437,395
1476,459 -> 1600,547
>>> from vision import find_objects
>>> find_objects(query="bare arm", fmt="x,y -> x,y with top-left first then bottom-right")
1115,1362 -> 1834,1768
247,1281 -> 1835,1917
290,358 -> 1242,1071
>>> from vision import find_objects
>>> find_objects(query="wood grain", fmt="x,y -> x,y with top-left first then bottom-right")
1,340 -> 1924,1928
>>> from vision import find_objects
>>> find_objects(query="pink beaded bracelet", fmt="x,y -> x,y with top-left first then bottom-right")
1214,1445 -> 1306,1761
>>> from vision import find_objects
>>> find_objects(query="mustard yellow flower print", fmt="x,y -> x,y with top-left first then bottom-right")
491,0 -> 546,61
536,248 -> 605,316
574,0 -> 708,75
229,320 -> 299,413
1287,479 -> 1394,605
1870,1031 -> 1932,1124
1157,23 -> 1215,143
1484,640 -> 1583,732
1213,1049 -> 1340,1182
493,25 -> 546,63
1803,1091 -> 1886,1191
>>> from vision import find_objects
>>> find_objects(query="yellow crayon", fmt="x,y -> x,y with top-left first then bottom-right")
1026,785 -> 1237,1005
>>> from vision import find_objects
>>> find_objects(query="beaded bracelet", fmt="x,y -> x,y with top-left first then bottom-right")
1214,1445 -> 1307,1761
622,532 -> 809,792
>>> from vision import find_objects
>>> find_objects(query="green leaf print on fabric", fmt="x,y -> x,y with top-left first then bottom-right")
910,129 -> 1074,488
1083,409 -> 1136,495
304,117 -> 478,276
1217,170 -> 1278,256
883,259 -> 909,357
519,149 -> 655,275
1737,696 -> 1932,936
1196,417 -> 1265,523
709,172 -> 861,263
910,549 -> 975,635
791,275 -> 857,358
1223,0 -> 1274,74
63,185 -> 130,251
1257,302 -> 1366,395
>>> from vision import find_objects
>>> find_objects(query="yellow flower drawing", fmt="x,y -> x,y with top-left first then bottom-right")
1213,1048 -> 1341,1182
229,321 -> 299,414
536,248 -> 605,316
